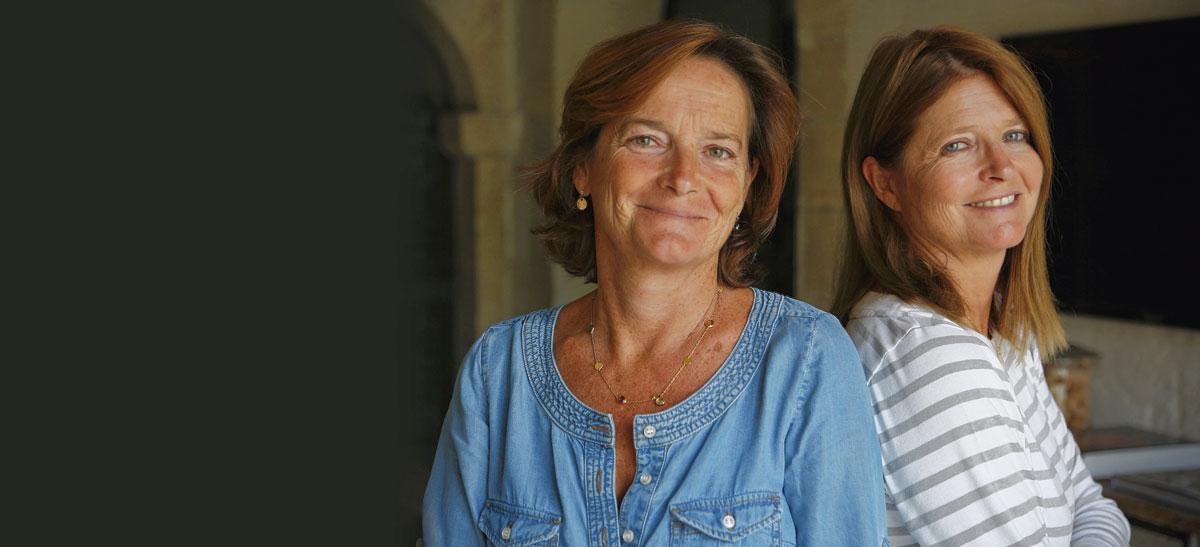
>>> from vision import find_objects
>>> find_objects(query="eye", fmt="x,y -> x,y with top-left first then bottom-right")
942,141 -> 968,153
1004,130 -> 1030,143
629,135 -> 657,148
705,147 -> 734,160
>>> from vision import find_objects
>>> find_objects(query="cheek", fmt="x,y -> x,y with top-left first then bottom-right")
717,179 -> 749,210
711,166 -> 751,204
1022,160 -> 1045,197
922,165 -> 970,208
902,173 -> 963,231
604,155 -> 662,195
593,160 -> 644,218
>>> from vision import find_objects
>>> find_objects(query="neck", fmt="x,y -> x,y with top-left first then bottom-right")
942,251 -> 1005,335
591,254 -> 723,369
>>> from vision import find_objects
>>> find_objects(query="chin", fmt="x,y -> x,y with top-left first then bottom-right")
983,220 -> 1031,250
644,247 -> 702,267
637,234 -> 711,267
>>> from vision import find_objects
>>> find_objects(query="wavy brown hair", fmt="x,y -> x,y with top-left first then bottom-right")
831,26 -> 1066,357
527,19 -> 800,287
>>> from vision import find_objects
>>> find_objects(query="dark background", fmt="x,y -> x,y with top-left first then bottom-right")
25,2 -> 406,545
1005,17 -> 1200,330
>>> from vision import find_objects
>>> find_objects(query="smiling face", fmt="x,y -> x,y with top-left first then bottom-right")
870,73 -> 1043,266
574,56 -> 757,275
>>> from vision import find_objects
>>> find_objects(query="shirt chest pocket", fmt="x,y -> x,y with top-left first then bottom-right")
669,492 -> 782,545
477,499 -> 561,546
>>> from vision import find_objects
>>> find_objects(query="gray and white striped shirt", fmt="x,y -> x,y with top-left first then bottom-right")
846,292 -> 1129,546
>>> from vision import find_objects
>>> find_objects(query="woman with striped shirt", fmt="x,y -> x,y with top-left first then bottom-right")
832,27 -> 1130,546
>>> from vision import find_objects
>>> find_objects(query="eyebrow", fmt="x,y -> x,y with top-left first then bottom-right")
942,118 -> 1028,136
620,118 -> 745,148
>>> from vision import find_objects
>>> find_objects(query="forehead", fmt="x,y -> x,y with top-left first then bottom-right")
622,56 -> 753,136
916,74 -> 1022,134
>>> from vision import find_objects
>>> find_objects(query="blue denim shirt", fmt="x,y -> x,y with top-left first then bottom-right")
423,289 -> 886,546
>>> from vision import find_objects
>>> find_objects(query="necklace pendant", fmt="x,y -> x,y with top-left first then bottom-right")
653,395 -> 666,406
617,395 -> 627,404
594,361 -> 604,371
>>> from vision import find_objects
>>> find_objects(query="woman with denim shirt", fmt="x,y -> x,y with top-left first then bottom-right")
424,20 -> 886,546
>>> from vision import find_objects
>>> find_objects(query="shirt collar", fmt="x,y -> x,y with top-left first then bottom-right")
521,288 -> 781,447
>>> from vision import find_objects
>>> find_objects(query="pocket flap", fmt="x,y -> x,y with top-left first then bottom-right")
671,492 -> 781,542
477,499 -> 561,545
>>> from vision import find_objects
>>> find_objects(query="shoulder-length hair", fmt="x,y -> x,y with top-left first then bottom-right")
527,19 -> 800,287
831,25 -> 1066,357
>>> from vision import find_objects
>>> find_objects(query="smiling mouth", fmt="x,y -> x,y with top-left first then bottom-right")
640,205 -> 705,220
966,194 -> 1017,208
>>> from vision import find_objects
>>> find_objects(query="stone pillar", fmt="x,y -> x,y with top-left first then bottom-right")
794,0 -> 851,310
440,111 -> 525,333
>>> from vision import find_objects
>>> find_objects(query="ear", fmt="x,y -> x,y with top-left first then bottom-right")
572,163 -> 590,197
862,156 -> 902,212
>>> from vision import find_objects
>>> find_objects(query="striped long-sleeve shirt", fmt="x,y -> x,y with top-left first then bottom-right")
846,292 -> 1130,546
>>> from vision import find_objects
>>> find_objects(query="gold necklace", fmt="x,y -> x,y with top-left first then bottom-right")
587,288 -> 722,406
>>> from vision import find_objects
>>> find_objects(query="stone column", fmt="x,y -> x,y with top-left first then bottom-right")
794,0 -> 851,310
440,111 -> 525,333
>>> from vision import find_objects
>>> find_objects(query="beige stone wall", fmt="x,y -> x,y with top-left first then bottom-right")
1061,315 -> 1200,440
792,0 -> 1200,440
423,0 -> 531,336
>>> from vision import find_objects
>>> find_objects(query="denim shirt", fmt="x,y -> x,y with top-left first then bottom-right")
423,289 -> 886,546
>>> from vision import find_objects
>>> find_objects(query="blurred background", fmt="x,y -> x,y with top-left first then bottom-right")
399,1 -> 1200,544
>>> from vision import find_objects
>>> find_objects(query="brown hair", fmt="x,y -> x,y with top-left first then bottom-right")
527,19 -> 800,287
831,25 -> 1066,357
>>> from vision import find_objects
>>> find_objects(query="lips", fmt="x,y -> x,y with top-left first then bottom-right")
639,205 -> 706,220
966,194 -> 1017,208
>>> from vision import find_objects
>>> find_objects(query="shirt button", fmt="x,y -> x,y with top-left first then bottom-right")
639,472 -> 652,485
622,528 -> 634,543
500,525 -> 512,540
642,425 -> 656,438
722,513 -> 736,530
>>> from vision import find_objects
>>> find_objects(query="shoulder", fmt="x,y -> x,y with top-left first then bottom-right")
465,311 -> 531,363
754,289 -> 863,388
757,289 -> 842,332
767,289 -> 825,320
754,289 -> 853,352
843,292 -> 995,381
459,306 -> 560,389
844,292 -> 957,334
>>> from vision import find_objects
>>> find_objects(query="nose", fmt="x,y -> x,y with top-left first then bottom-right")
982,140 -> 1015,182
664,147 -> 699,195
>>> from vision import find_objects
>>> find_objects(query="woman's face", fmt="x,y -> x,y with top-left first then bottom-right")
873,74 -> 1043,265
575,56 -> 757,275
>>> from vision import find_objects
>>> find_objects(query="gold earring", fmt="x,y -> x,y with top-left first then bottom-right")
576,195 -> 588,211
